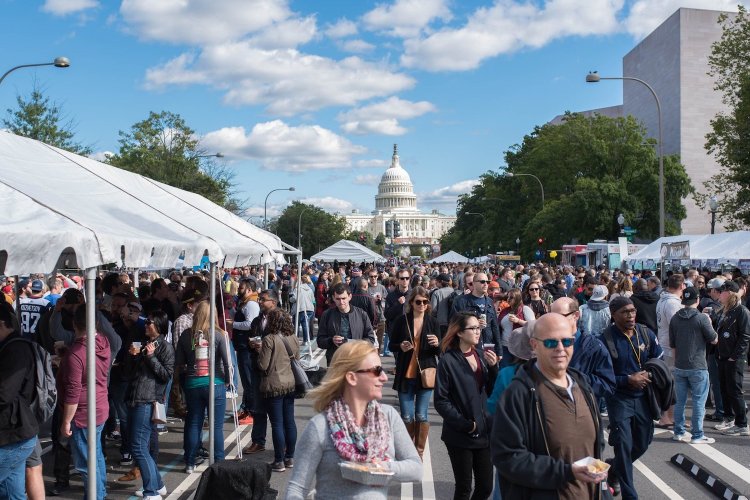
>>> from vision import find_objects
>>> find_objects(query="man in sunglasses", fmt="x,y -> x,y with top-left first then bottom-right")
598,296 -> 663,499
492,313 -> 608,499
450,272 -> 501,355
575,276 -> 598,306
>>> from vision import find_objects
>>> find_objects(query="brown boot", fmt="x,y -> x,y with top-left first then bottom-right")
117,467 -> 140,482
404,421 -> 417,443
415,422 -> 429,460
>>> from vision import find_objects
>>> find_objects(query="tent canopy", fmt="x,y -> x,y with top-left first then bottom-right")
428,250 -> 469,263
311,239 -> 385,263
0,132 -> 287,274
624,231 -> 750,266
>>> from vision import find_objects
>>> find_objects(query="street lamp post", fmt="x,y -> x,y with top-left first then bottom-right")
298,207 -> 311,250
0,57 -> 70,87
709,195 -> 719,234
195,152 -> 224,159
263,187 -> 295,230
587,71 -> 664,237
617,213 -> 625,236
516,237 -> 520,254
505,172 -> 544,207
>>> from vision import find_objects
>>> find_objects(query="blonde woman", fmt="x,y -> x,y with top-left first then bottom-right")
285,341 -> 421,500
610,276 -> 633,298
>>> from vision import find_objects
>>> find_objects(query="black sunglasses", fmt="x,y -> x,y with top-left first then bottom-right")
355,366 -> 384,376
398,277 -> 410,280
413,299 -> 429,306
528,287 -> 540,291
533,337 -> 575,349
476,280 -> 489,284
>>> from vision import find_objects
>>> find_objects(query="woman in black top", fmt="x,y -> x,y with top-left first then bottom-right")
435,311 -> 498,500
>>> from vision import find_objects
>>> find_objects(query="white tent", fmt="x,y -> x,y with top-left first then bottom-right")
624,231 -> 750,268
428,250 -> 469,263
311,239 -> 386,263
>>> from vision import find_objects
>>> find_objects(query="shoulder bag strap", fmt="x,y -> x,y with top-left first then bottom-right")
405,317 -> 423,372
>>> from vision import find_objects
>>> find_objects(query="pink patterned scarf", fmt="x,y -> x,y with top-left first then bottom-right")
326,397 -> 391,462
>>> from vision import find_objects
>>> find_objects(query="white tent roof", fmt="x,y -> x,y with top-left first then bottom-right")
311,239 -> 386,263
624,231 -> 750,265
428,250 -> 469,263
0,132 -> 287,274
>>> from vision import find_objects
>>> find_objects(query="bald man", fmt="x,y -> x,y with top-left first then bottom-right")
492,313 -> 609,499
551,298 -> 615,400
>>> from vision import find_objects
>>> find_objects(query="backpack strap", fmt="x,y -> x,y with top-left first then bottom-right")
634,323 -> 650,352
602,327 -> 619,361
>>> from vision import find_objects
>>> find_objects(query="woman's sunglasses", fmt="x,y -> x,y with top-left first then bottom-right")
528,287 -> 540,291
355,366 -> 384,376
533,337 -> 575,349
413,299 -> 429,306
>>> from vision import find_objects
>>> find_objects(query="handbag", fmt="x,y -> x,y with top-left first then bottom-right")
282,337 -> 313,397
152,401 -> 167,424
406,320 -> 437,389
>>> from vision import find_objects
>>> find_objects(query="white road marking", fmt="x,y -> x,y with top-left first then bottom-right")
687,443 -> 750,485
401,479 -> 414,500
633,460 -> 685,499
421,438 -> 436,500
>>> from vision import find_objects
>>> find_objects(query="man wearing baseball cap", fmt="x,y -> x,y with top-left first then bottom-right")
701,277 -> 726,421
669,287 -> 718,444
18,279 -> 52,340
598,296 -> 663,498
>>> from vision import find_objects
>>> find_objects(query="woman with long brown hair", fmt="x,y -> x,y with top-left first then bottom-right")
500,289 -> 533,368
435,312 -> 498,500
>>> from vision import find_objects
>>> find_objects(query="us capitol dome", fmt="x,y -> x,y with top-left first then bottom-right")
345,144 -> 456,250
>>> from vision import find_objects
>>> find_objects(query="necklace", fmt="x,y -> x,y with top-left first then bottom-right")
623,329 -> 641,368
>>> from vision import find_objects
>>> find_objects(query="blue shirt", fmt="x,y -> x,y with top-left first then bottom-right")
598,324 -> 662,398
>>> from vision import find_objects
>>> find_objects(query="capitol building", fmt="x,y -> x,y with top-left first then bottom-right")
345,145 -> 456,245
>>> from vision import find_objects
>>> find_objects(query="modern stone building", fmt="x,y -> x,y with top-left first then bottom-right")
345,145 -> 456,245
554,7 -> 732,234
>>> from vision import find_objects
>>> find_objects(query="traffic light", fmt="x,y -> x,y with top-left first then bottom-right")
537,237 -> 544,245
385,220 -> 393,238
393,221 -> 401,238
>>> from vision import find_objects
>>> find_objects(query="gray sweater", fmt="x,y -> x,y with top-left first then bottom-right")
284,404 -> 422,500
669,307 -> 718,370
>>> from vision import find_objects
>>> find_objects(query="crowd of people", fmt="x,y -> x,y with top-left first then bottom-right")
1,259 -> 749,499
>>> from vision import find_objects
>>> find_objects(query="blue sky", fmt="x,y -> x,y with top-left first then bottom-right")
1,0 -> 745,221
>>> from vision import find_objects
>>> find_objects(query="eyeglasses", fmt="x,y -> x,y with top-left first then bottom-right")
355,366 -> 384,376
618,309 -> 637,316
476,280 -> 489,285
528,287 -> 540,291
398,277 -> 410,280
369,275 -> 378,278
463,326 -> 481,332
533,337 -> 575,349
413,299 -> 429,306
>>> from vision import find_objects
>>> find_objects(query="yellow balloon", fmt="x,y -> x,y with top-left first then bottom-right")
549,250 -> 558,258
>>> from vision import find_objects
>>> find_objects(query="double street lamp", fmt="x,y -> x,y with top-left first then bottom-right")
263,187 -> 295,230
586,71 -> 664,237
709,195 -> 719,234
0,57 -> 70,87
505,172 -> 544,208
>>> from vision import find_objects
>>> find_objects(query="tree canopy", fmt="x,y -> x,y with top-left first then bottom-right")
272,202 -> 348,259
3,85 -> 92,155
440,113 -> 692,260
703,6 -> 750,229
107,111 -> 243,213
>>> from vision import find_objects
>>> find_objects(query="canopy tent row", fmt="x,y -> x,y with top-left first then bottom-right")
623,231 -> 750,270
311,239 -> 387,263
0,131 -> 298,498
427,250 -> 469,264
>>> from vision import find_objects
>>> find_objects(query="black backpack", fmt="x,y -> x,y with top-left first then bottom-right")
601,323 -> 651,361
0,337 -> 57,423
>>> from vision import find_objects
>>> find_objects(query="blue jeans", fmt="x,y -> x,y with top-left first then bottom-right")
70,423 -> 106,500
0,437 -> 36,499
128,404 -> 164,496
184,384 -> 226,465
382,332 -> 391,355
236,349 -> 253,412
297,311 -> 314,342
398,378 -> 433,423
159,378 -> 173,430
673,368 -> 710,439
265,393 -> 297,463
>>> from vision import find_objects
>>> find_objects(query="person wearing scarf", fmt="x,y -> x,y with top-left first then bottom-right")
285,341 -> 421,499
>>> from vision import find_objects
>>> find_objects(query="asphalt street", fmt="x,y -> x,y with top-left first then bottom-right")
40,342 -> 750,500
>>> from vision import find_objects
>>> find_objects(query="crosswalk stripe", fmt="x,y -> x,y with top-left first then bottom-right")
633,460 -> 685,499
421,438 -> 436,500
687,442 -> 750,485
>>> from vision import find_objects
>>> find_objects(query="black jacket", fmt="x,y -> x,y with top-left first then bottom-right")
350,292 -> 378,327
0,333 -> 38,447
715,303 -> 750,361
631,290 -> 659,333
123,335 -> 175,406
434,348 -> 498,449
492,362 -> 609,500
643,357 -> 675,420
384,288 -> 410,330
388,313 -> 441,392
316,306 -> 376,364
175,330 -> 231,383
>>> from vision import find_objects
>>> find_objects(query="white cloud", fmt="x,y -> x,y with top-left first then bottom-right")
340,39 -> 376,53
401,0 -> 623,71
200,120 -> 367,172
145,43 -> 415,115
42,0 -> 97,15
89,150 -> 114,162
338,96 -> 436,135
356,158 -> 389,168
300,197 -> 354,212
248,16 -> 317,50
419,179 -> 480,206
623,0 -> 746,38
353,174 -> 380,185
119,0 -> 290,44
363,0 -> 452,38
325,18 -> 358,38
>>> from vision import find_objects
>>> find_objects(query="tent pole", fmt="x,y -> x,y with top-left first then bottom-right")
208,262 -> 217,465
264,263 -> 269,290
85,266 -> 97,500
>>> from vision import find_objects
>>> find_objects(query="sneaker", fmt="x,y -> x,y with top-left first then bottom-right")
606,461 -> 620,497
672,433 -> 690,442
194,455 -> 205,466
715,419 -> 735,431
238,413 -> 254,425
136,486 -> 167,497
184,465 -> 195,474
284,458 -> 294,468
270,461 -> 286,472
243,443 -> 266,454
723,425 -> 750,436
120,454 -> 134,466
691,436 -> 716,444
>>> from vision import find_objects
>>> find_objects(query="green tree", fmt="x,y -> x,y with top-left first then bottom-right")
274,202 -> 348,259
107,111 -> 243,213
441,113 -> 692,257
3,84 -> 92,155
702,6 -> 750,229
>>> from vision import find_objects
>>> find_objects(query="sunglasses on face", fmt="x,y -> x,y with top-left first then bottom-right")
529,287 -> 540,291
399,277 -> 410,280
413,299 -> 429,306
534,337 -> 575,349
476,280 -> 489,285
355,366 -> 384,376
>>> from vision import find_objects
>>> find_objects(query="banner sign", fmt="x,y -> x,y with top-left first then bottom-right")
660,241 -> 690,261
